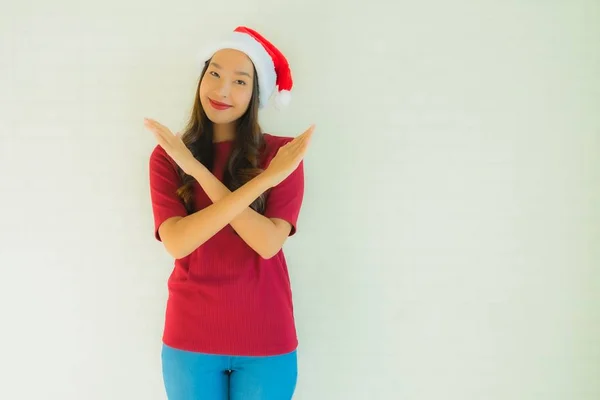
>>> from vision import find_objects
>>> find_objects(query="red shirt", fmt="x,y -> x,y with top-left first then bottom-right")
149,133 -> 304,356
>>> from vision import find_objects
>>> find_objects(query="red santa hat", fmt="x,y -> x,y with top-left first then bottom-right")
197,26 -> 293,109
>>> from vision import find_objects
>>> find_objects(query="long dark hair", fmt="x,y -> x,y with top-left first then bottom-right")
175,58 -> 267,214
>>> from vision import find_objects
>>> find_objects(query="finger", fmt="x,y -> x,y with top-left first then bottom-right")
291,139 -> 311,161
145,118 -> 175,142
144,118 -> 161,129
151,129 -> 168,149
145,123 -> 169,146
144,118 -> 164,136
293,125 -> 315,151
143,119 -> 160,135
304,123 -> 316,134
145,120 -> 170,147
289,124 -> 315,151
152,120 -> 175,137
298,124 -> 315,146
295,132 -> 314,159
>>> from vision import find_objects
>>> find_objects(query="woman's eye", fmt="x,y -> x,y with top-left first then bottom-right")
236,80 -> 246,85
210,71 -> 219,77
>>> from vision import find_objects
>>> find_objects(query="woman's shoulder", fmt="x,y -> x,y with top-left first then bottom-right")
150,143 -> 167,158
149,144 -> 178,171
261,133 -> 294,164
262,133 -> 294,149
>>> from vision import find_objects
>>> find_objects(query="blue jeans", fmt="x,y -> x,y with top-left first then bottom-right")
161,343 -> 298,399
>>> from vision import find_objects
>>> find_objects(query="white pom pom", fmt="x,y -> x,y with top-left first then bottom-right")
274,90 -> 291,109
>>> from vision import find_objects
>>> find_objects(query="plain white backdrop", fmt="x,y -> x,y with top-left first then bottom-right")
1,0 -> 598,399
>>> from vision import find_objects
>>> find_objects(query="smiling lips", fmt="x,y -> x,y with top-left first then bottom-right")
209,98 -> 232,110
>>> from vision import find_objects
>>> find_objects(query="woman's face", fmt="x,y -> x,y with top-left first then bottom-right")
199,49 -> 255,125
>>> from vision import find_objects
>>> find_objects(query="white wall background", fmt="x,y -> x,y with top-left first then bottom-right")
1,0 -> 598,399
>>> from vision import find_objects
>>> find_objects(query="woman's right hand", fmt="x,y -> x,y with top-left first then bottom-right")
263,124 -> 315,187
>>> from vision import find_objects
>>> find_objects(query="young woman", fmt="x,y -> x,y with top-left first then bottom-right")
145,26 -> 314,399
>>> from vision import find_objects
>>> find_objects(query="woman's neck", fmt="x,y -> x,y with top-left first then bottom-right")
213,122 -> 236,143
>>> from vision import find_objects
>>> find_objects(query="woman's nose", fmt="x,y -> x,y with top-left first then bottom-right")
217,82 -> 231,97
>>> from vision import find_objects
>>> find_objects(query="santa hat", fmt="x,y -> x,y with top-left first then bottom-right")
197,26 -> 293,109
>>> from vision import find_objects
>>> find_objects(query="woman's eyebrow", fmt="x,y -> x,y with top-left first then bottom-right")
210,62 -> 252,78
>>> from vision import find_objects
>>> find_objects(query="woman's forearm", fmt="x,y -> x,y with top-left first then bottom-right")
163,163 -> 274,259
190,165 -> 285,259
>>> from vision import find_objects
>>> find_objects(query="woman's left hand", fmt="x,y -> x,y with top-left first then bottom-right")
144,118 -> 198,175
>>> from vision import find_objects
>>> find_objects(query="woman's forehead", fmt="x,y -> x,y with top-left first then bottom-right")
211,49 -> 254,74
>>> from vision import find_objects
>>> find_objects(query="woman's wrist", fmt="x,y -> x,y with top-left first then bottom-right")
252,170 -> 273,190
188,160 -> 209,181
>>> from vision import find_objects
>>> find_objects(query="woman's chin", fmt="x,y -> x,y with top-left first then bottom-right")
206,114 -> 236,125
203,104 -> 236,122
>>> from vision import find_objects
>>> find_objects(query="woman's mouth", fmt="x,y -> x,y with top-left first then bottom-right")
209,98 -> 232,110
